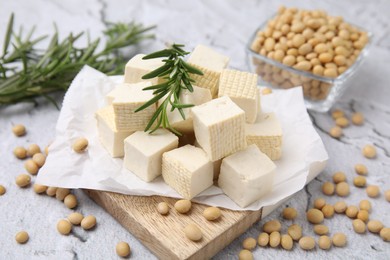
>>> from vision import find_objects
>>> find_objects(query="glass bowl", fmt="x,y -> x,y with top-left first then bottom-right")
246,14 -> 372,112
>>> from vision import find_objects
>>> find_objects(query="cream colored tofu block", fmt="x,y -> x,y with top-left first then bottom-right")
112,82 -> 156,131
246,113 -> 283,160
105,83 -> 130,105
218,69 -> 259,123
159,86 -> 212,134
194,139 -> 222,180
124,129 -> 179,182
95,106 -> 132,157
187,45 -> 230,97
218,144 -> 276,208
191,96 -> 247,161
124,54 -> 164,85
162,145 -> 213,199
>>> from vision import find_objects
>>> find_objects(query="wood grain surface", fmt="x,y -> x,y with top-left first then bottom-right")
86,190 -> 262,259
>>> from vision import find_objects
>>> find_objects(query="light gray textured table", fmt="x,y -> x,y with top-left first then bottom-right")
1,0 -> 389,259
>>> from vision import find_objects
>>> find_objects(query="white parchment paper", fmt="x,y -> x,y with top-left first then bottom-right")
37,66 -> 328,211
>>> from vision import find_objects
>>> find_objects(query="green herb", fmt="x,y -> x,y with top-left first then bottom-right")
135,44 -> 203,135
0,13 -> 155,106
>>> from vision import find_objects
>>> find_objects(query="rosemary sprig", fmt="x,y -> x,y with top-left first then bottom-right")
135,44 -> 203,135
0,13 -> 155,106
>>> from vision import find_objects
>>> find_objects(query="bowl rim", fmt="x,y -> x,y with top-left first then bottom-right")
246,12 -> 373,84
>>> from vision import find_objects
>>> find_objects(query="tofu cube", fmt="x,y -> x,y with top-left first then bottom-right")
124,54 -> 164,85
191,96 -> 247,161
218,69 -> 259,123
162,145 -> 213,199
105,83 -> 129,105
95,106 -> 132,157
246,113 -> 283,160
124,129 -> 179,182
187,45 -> 230,97
218,144 -> 276,208
159,86 -> 212,134
112,82 -> 156,131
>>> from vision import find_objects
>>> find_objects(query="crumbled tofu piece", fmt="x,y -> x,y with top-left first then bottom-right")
218,144 -> 276,208
162,145 -> 213,199
246,113 -> 283,160
218,69 -> 259,123
124,129 -> 179,182
124,54 -> 164,85
192,96 -> 247,161
187,45 -> 230,97
112,82 -> 156,131
95,106 -> 132,157
159,86 -> 212,134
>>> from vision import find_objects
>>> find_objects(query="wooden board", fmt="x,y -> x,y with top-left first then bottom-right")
86,190 -> 262,259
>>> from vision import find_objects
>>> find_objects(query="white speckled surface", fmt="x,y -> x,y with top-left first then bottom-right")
0,0 -> 389,259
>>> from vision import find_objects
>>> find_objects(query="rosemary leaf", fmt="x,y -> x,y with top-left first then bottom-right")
135,44 -> 203,135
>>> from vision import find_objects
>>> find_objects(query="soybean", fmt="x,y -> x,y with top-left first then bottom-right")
184,223 -> 202,241
26,144 -> 41,157
362,144 -> 376,159
157,202 -> 170,215
299,236 -> 316,250
380,228 -> 390,242
351,112 -> 364,125
12,124 -> 26,137
263,219 -> 281,233
0,185 -> 5,196
81,215 -> 97,230
281,234 -> 293,250
33,184 -> 47,194
367,220 -> 384,233
352,219 -> 366,234
332,171 -> 346,184
116,242 -> 131,257
334,201 -> 347,214
64,194 -> 78,209
353,176 -> 366,187
24,159 -> 39,175
203,206 -> 221,221
258,232 -> 269,247
306,208 -> 324,224
322,182 -> 335,195
332,233 -> 347,247
335,182 -> 350,197
15,174 -> 31,188
57,219 -> 72,235
366,185 -> 380,198
346,205 -> 359,218
269,231 -> 281,248
355,164 -> 368,175
282,207 -> 297,220
287,224 -> 302,241
68,212 -> 84,225
238,250 -> 253,260
318,235 -> 332,250
314,225 -> 329,235
242,237 -> 257,250
314,198 -> 326,210
14,147 -> 27,159
15,231 -> 29,244
174,200 -> 192,214
72,138 -> 88,153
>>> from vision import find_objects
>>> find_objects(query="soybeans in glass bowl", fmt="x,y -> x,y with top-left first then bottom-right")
247,6 -> 371,112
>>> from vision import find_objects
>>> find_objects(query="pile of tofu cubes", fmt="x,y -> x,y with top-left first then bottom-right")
95,45 -> 283,208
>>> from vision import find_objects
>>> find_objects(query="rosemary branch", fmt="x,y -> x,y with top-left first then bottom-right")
135,44 -> 203,135
0,13 -> 155,106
